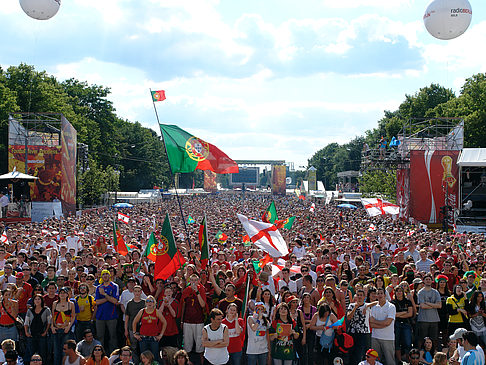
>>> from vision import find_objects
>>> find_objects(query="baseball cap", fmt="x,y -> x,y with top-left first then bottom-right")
366,349 -> 379,358
15,272 -> 24,279
450,328 -> 467,340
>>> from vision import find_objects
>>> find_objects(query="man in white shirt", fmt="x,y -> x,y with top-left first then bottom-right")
278,267 -> 297,294
65,231 -> 82,254
370,287 -> 396,365
404,242 -> 420,263
0,192 -> 9,218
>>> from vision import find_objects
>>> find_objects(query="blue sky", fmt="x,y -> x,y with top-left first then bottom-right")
1,0 -> 484,169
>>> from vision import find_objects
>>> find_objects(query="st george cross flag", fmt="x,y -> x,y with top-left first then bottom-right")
237,214 -> 288,257
361,198 -> 399,217
0,230 -> 8,245
117,212 -> 130,224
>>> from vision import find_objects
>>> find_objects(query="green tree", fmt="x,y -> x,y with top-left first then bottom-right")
359,169 -> 397,201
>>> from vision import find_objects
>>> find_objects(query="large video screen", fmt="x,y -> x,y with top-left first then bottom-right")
230,167 -> 259,185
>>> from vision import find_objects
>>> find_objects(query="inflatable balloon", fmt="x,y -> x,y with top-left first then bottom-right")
423,0 -> 472,40
19,0 -> 60,20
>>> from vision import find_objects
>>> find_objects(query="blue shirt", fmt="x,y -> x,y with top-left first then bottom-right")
95,282 -> 119,320
462,349 -> 485,365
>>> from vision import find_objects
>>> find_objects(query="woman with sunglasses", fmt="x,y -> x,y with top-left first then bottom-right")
24,294 -> 52,364
132,295 -> 167,364
86,345 -> 109,365
29,354 -> 43,365
51,287 -> 76,365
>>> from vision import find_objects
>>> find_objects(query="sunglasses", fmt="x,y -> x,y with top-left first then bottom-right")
94,348 -> 102,352
411,355 -> 420,359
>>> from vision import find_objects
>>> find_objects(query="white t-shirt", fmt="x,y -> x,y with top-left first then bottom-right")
370,301 -> 396,340
65,235 -> 81,254
278,279 -> 297,294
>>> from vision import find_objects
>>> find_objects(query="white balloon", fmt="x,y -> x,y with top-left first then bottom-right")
19,0 -> 60,20
423,0 -> 472,40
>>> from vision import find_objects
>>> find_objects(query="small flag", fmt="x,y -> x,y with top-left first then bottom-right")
275,216 -> 296,230
117,212 -> 130,224
151,90 -> 166,102
310,203 -> 315,213
113,220 -> 129,256
240,272 -> 252,317
252,254 -> 273,274
199,216 -> 210,270
242,234 -> 251,247
361,198 -> 399,217
299,195 -> 305,201
187,215 -> 195,224
0,231 -> 8,245
368,224 -> 376,231
262,201 -> 278,224
215,230 -> 228,243
327,316 -> 345,329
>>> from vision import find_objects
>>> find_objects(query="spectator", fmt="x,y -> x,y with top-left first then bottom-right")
247,301 -> 270,365
124,285 -> 146,363
447,285 -> 469,335
0,288 -> 19,343
86,345 -> 109,365
24,294 -> 52,363
222,302 -> 244,365
310,303 -> 337,365
95,270 -> 120,354
51,287 -> 76,365
62,339 -> 86,365
174,349 -> 191,365
391,285 -> 413,363
132,295 -> 167,364
202,308 -> 229,365
461,331 -> 485,365
76,329 -> 101,359
369,287 -> 396,365
74,284 -> 96,341
358,349 -> 383,365
113,346 -> 134,365
417,274 -> 442,350
420,337 -> 437,365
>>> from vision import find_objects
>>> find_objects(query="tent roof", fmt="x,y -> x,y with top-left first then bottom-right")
458,148 -> 486,167
0,169 -> 38,180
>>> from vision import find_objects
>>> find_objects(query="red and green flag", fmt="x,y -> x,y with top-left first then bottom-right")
151,90 -> 166,102
113,219 -> 129,256
154,214 -> 186,280
252,254 -> 273,274
199,216 -> 210,270
275,216 -> 296,230
262,201 -> 278,224
159,124 -> 239,174
215,230 -> 228,243
144,232 -> 159,262
242,234 -> 250,247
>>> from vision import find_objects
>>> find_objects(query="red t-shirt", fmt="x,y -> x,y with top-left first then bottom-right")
139,309 -> 160,336
160,299 -> 179,336
44,294 -> 59,311
180,285 -> 206,324
18,282 -> 33,314
222,317 -> 245,353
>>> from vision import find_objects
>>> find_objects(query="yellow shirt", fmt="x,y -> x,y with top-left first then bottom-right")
76,295 -> 95,321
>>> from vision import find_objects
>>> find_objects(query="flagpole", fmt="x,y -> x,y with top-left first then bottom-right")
150,89 -> 193,250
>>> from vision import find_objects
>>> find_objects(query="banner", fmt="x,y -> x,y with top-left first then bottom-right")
308,169 -> 317,191
204,170 -> 217,192
60,116 -> 77,214
409,150 -> 459,224
271,165 -> 286,195
8,145 -> 62,201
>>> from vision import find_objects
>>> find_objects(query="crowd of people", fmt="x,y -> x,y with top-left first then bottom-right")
0,192 -> 485,365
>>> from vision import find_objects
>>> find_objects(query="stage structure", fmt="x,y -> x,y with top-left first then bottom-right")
361,118 -> 464,227
7,113 -> 77,221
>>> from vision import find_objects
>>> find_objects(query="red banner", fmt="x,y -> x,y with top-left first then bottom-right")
409,150 -> 459,224
60,117 -> 77,214
396,168 -> 410,221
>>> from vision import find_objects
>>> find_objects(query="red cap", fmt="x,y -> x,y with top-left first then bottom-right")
15,272 -> 24,279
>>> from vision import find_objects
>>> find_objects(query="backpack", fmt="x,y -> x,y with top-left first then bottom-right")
319,317 -> 335,352
333,329 -> 354,354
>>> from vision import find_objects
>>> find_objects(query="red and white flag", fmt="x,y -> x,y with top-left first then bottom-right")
310,203 -> 316,213
361,198 -> 399,217
0,230 -> 8,245
117,212 -> 130,224
368,224 -> 377,231
237,214 -> 289,257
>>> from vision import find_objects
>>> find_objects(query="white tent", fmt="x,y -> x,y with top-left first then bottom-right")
457,148 -> 486,167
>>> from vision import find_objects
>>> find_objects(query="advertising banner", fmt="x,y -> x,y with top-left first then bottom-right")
396,168 -> 410,221
61,116 -> 77,214
204,170 -> 217,192
8,145 -> 62,201
308,169 -> 317,191
271,165 -> 286,195
409,150 -> 459,224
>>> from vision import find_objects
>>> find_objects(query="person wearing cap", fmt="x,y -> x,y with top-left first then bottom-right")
15,271 -> 32,319
449,329 -> 485,364
417,274 -> 442,350
94,269 -> 120,354
358,349 -> 383,365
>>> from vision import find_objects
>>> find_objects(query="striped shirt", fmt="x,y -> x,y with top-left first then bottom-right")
462,349 -> 485,365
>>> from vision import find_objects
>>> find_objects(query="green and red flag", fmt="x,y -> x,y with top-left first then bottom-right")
151,90 -> 166,102
242,234 -> 251,247
199,216 -> 210,270
262,201 -> 278,224
252,254 -> 273,274
113,219 -> 129,256
144,232 -> 159,262
275,216 -> 296,230
215,230 -> 228,243
159,124 -> 239,174
154,214 -> 186,280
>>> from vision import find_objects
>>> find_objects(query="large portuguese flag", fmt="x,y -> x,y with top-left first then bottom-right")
154,214 -> 186,280
159,124 -> 239,174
